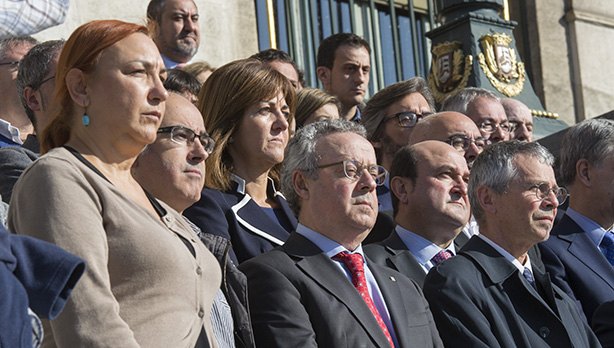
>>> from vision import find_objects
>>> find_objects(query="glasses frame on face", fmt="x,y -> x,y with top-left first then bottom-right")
383,111 -> 433,128
441,134 -> 490,152
32,75 -> 55,90
318,159 -> 388,186
506,182 -> 569,205
157,125 -> 215,154
0,60 -> 19,67
478,121 -> 512,134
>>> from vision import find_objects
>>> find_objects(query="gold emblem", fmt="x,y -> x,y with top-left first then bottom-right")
478,33 -> 525,97
428,41 -> 473,104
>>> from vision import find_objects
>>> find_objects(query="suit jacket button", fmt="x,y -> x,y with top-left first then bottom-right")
198,310 -> 204,318
196,267 -> 202,275
539,326 -> 550,338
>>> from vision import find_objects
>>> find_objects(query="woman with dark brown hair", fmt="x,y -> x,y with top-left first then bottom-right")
8,20 -> 220,348
184,59 -> 297,265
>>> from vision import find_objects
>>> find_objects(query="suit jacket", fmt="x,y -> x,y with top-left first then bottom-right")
593,300 -> 614,348
364,230 -> 469,287
423,236 -> 600,348
0,142 -> 38,203
239,232 -> 443,348
184,178 -> 297,264
539,214 -> 614,324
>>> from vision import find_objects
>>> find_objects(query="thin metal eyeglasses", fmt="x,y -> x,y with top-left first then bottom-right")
157,125 -> 215,154
318,159 -> 388,186
0,60 -> 19,67
478,121 -> 512,134
506,182 -> 568,204
32,75 -> 55,90
441,134 -> 490,151
383,111 -> 433,128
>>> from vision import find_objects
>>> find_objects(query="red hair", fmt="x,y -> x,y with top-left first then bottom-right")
40,20 -> 149,154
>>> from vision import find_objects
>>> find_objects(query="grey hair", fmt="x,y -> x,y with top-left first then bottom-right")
0,36 -> 38,61
362,77 -> 435,142
560,118 -> 614,187
281,119 -> 368,216
441,87 -> 499,115
469,140 -> 554,223
17,40 -> 64,130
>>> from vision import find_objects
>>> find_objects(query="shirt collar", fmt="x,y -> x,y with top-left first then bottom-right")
395,225 -> 456,265
566,207 -> 609,247
296,223 -> 366,259
0,118 -> 22,145
478,234 -> 532,274
160,53 -> 192,69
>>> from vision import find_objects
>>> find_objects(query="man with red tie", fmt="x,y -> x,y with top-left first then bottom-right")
239,119 -> 443,348
365,141 -> 471,287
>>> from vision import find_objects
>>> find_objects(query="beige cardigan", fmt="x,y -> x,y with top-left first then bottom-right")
8,147 -> 221,348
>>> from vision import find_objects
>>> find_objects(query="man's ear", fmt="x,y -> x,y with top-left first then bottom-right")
65,68 -> 90,108
316,66 -> 331,90
293,170 -> 311,201
24,87 -> 42,113
576,159 -> 592,188
390,176 -> 411,205
476,186 -> 497,215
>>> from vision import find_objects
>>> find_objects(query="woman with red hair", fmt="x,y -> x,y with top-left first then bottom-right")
8,20 -> 221,348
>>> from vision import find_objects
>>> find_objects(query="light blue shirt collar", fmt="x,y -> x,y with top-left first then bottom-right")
478,234 -> 533,274
0,118 -> 22,144
395,225 -> 456,273
160,53 -> 192,69
566,208 -> 609,247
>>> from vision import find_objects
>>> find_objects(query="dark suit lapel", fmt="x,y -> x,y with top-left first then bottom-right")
558,216 -> 614,290
284,234 -> 392,348
384,232 -> 427,286
453,232 -> 469,250
231,194 -> 291,246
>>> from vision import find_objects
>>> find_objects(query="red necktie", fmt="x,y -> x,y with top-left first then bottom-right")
333,252 -> 396,348
431,249 -> 454,265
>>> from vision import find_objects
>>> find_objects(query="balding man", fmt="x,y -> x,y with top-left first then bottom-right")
365,141 -> 470,287
442,87 -> 511,143
501,98 -> 533,142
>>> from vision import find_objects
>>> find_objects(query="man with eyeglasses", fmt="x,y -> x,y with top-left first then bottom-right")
365,141 -> 470,287
0,39 -> 61,204
442,87 -> 511,143
423,140 -> 598,347
501,98 -> 534,142
539,119 -> 614,331
239,119 -> 443,348
132,92 -> 256,348
0,36 -> 37,147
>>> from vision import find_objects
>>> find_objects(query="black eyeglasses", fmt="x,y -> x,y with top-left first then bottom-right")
478,121 -> 512,134
0,60 -> 19,67
441,134 -> 490,152
383,111 -> 433,128
32,75 -> 55,90
157,126 -> 215,154
318,159 -> 388,186
507,182 -> 568,204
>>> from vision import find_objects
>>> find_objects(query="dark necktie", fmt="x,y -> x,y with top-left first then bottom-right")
601,231 -> 614,266
333,252 -> 396,348
431,249 -> 454,265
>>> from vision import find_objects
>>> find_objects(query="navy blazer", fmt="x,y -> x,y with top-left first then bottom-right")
539,214 -> 614,324
365,230 -> 469,287
239,232 -> 443,348
424,236 -> 599,348
184,177 -> 297,264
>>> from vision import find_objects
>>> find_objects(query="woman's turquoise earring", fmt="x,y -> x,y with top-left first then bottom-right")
82,113 -> 90,126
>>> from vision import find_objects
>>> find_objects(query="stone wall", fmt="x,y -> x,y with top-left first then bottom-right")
30,0 -> 259,69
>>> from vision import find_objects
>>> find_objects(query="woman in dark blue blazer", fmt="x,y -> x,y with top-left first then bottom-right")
185,59 -> 298,264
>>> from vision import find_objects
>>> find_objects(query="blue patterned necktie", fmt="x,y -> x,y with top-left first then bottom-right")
522,267 -> 535,287
601,231 -> 614,266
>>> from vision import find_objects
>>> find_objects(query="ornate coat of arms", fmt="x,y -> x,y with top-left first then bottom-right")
478,33 -> 525,97
428,41 -> 472,104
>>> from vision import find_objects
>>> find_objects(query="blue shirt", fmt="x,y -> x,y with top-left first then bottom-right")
296,224 -> 399,347
396,225 -> 457,273
566,208 -> 611,258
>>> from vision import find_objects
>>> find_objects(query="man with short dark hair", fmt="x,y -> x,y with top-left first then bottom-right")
540,118 -> 614,325
251,48 -> 305,90
0,39 -> 62,203
424,141 -> 598,347
147,0 -> 199,68
0,36 -> 37,147
365,141 -> 470,287
442,87 -> 510,143
501,98 -> 533,142
316,33 -> 371,122
240,119 -> 443,348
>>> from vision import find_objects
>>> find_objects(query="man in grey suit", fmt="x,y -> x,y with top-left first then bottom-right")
365,141 -> 470,287
0,39 -> 62,203
239,119 -> 443,348
424,141 -> 599,347
540,118 -> 614,326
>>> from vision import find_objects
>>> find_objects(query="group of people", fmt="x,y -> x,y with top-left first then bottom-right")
1,0 -> 613,348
